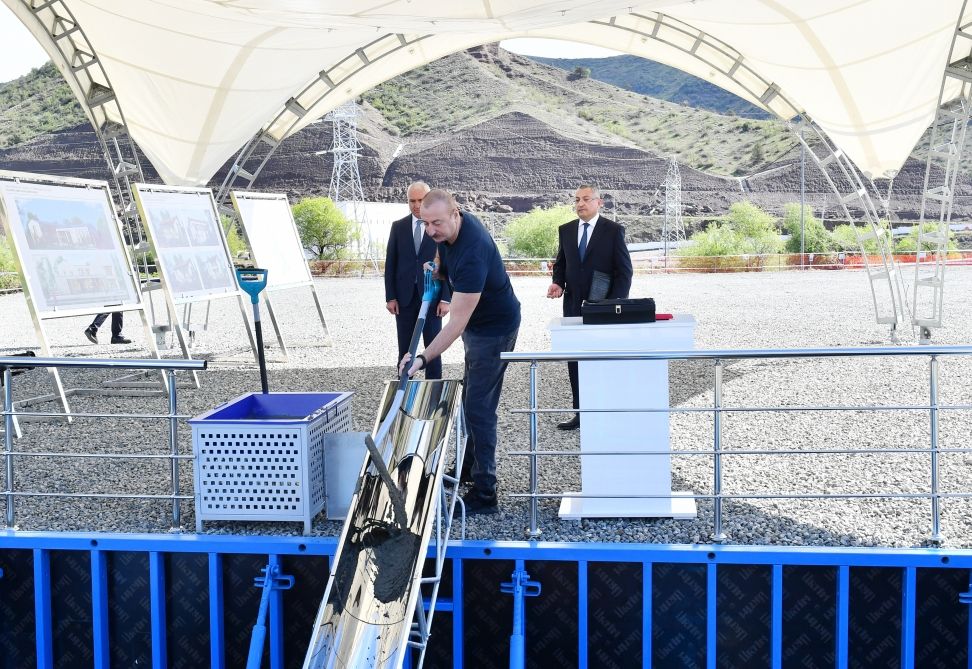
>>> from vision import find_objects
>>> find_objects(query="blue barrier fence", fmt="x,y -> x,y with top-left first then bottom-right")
2,532 -> 972,668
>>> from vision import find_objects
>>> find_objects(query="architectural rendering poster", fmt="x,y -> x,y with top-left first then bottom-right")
0,176 -> 140,315
134,186 -> 237,303
231,191 -> 312,289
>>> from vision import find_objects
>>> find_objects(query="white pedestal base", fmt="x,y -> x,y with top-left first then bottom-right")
558,491 -> 698,520
549,315 -> 699,521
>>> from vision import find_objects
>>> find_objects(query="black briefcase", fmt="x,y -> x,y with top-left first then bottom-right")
581,298 -> 656,325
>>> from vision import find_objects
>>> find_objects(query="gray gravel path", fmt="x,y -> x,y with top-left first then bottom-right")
3,267 -> 972,547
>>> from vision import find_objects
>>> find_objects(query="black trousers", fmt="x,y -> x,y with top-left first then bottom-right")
90,312 -> 123,338
568,360 -> 579,411
395,286 -> 443,379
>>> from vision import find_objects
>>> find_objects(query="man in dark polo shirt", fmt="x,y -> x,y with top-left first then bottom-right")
400,189 -> 520,515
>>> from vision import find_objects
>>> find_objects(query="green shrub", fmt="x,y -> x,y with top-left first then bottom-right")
221,214 -> 248,259
831,223 -> 886,254
782,203 -> 832,253
679,223 -> 741,257
893,223 -> 958,253
292,197 -> 357,260
503,204 -> 574,258
0,233 -> 20,289
725,201 -> 782,255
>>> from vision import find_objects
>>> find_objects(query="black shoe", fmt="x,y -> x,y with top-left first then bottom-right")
84,326 -> 98,344
445,464 -> 473,485
557,415 -> 580,431
110,335 -> 132,345
458,488 -> 498,516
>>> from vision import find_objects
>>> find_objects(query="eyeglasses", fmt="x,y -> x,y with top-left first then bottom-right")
574,196 -> 599,204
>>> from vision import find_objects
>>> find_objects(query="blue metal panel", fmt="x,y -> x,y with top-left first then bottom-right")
209,553 -> 225,669
902,566 -> 916,669
771,564 -> 782,669
577,560 -> 587,669
453,557 -> 463,669
90,550 -> 109,669
4,533 -> 972,666
149,551 -> 167,669
268,554 -> 284,669
707,562 -> 716,669
32,548 -> 52,669
837,564 -> 849,669
643,560 -> 652,667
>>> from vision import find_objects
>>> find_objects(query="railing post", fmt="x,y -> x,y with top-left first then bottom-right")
526,360 -> 541,539
712,359 -> 727,543
928,355 -> 942,544
4,367 -> 14,529
166,369 -> 181,531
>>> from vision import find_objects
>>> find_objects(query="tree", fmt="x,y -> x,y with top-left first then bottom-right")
504,204 -> 574,258
782,203 -> 832,254
568,66 -> 591,81
292,197 -> 357,260
725,201 -> 782,255
749,141 -> 764,165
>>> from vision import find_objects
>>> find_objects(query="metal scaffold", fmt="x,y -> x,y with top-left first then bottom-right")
911,16 -> 972,342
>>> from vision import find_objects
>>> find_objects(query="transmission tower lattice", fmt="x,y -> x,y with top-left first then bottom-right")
663,155 -> 686,261
326,102 -> 376,269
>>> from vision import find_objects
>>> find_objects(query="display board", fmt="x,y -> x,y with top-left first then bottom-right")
230,191 -> 312,289
0,173 -> 141,316
133,185 -> 238,304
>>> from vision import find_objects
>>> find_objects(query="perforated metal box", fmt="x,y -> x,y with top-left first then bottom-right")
189,391 -> 353,534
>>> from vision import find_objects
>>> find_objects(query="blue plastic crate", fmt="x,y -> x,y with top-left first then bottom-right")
189,391 -> 353,534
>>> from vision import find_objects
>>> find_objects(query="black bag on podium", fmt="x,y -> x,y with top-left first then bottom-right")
581,298 -> 656,325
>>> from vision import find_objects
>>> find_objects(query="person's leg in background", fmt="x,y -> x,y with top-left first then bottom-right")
109,312 -> 130,344
557,361 -> 581,430
84,313 -> 110,343
395,286 -> 420,362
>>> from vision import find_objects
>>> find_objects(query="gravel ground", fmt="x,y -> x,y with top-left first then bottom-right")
2,268 -> 972,548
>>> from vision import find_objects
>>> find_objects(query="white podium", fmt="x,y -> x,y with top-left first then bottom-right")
548,315 -> 697,520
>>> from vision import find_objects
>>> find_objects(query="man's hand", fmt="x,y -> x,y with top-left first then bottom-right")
386,299 -> 399,315
547,283 -> 564,298
437,301 -> 450,318
399,352 -> 422,377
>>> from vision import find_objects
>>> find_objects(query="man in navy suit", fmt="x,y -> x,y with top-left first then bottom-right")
385,181 -> 451,378
547,184 -> 633,430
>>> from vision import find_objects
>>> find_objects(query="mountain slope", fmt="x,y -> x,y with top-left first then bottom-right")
529,54 -> 769,119
364,45 -> 796,176
0,62 -> 85,147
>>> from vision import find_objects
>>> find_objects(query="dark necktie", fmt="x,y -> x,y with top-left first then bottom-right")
578,222 -> 589,262
413,219 -> 423,254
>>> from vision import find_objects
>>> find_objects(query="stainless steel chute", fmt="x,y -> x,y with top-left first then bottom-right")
302,378 -> 465,669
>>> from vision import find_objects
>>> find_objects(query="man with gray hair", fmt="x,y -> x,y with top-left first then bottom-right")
384,181 -> 450,379
400,189 -> 521,515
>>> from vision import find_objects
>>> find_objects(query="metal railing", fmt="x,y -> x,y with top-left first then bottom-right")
501,345 -> 972,541
1,356 -> 207,530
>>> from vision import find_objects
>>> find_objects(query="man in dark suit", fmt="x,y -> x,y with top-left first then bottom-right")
547,184 -> 633,430
385,181 -> 451,378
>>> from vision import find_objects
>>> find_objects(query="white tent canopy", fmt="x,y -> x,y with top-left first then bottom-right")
4,0 -> 970,185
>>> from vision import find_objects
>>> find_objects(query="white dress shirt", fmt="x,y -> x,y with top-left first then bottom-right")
577,214 -> 599,247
